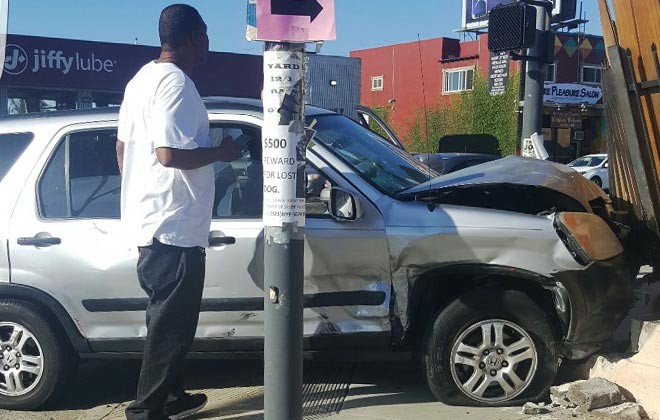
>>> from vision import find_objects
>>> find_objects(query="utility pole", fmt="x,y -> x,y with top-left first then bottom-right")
520,0 -> 552,147
248,1 -> 335,419
262,41 -> 307,420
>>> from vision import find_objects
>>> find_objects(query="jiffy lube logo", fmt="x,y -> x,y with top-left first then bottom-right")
3,44 -> 116,76
3,44 -> 29,75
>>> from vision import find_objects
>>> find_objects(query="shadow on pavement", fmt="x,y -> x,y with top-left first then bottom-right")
10,357 -> 579,419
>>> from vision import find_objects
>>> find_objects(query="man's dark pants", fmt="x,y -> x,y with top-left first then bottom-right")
126,239 -> 206,420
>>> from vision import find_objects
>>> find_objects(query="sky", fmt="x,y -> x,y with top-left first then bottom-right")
6,0 -> 603,57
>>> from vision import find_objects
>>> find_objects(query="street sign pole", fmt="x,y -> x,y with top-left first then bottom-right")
520,0 -> 551,147
251,2 -> 335,418
262,40 -> 306,420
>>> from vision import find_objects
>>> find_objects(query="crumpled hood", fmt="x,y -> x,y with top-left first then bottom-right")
399,156 -> 610,213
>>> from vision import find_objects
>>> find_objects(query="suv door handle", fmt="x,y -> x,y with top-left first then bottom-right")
208,236 -> 236,246
17,236 -> 61,247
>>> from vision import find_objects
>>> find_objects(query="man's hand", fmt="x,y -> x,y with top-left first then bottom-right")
214,135 -> 242,162
156,135 -> 244,170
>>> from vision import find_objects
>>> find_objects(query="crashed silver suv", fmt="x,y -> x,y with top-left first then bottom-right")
0,98 -> 632,409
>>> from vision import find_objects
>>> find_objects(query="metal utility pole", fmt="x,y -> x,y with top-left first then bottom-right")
520,0 -> 552,147
248,1 -> 335,418
262,41 -> 306,420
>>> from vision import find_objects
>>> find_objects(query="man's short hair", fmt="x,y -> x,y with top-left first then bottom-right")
159,4 -> 204,49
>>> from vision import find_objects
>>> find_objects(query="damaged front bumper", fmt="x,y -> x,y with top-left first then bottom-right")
554,253 -> 634,360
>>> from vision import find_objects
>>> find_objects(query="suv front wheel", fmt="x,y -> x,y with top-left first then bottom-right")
421,289 -> 558,406
0,300 -> 75,410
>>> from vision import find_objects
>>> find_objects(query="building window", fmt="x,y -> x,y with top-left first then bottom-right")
7,97 -> 28,115
545,62 -> 557,82
582,65 -> 603,84
371,76 -> 384,91
443,67 -> 474,94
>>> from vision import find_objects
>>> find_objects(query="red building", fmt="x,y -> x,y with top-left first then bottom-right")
351,33 -> 606,162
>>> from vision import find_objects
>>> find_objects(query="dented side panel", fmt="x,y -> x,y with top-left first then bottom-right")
382,198 -> 631,357
380,200 -> 586,326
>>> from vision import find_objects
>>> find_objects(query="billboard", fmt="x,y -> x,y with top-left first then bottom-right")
462,0 -> 577,30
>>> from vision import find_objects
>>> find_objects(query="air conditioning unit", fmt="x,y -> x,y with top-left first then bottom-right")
573,131 -> 585,141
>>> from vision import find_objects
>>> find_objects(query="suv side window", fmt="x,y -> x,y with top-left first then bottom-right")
305,167 -> 332,217
211,124 -> 263,219
39,129 -> 121,219
210,123 -> 331,219
0,132 -> 34,182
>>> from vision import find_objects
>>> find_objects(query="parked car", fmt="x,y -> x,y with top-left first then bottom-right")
415,153 -> 501,174
0,98 -> 633,410
568,154 -> 609,189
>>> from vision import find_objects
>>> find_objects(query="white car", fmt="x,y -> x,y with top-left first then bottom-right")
568,154 -> 609,190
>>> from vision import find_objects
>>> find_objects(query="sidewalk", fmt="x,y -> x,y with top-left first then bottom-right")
0,360 -> 528,420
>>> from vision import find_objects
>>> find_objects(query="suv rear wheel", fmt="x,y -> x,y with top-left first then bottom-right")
421,289 -> 558,406
0,300 -> 75,410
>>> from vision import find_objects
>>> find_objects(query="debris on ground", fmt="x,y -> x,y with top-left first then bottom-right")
522,378 -> 649,419
564,377 -> 627,411
522,402 -> 551,415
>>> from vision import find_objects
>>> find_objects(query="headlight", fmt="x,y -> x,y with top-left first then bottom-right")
554,212 -> 624,264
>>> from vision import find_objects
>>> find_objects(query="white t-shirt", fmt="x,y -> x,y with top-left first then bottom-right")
118,61 -> 214,248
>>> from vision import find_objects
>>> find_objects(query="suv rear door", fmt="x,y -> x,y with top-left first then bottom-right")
7,122 -> 143,340
0,131 -> 35,284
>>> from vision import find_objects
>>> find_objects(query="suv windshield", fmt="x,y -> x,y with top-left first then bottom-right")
307,115 -> 435,195
0,132 -> 34,182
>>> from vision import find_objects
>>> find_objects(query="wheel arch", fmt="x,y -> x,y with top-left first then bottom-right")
403,264 -> 567,350
0,283 -> 90,353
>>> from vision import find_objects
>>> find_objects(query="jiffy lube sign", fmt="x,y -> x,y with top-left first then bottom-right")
1,34 -> 158,90
261,49 -> 307,227
4,44 -> 115,75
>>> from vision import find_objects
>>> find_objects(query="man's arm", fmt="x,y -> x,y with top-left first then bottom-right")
156,135 -> 242,170
116,139 -> 125,175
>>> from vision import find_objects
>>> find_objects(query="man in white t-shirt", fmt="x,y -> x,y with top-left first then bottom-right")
116,5 -> 240,420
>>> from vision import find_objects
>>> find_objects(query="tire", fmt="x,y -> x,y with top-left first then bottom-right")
0,300 -> 76,410
421,289 -> 558,406
591,176 -> 602,188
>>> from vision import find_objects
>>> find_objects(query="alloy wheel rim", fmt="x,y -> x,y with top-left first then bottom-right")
0,322 -> 45,397
448,319 -> 538,403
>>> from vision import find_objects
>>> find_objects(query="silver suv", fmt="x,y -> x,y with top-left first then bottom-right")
0,98 -> 632,409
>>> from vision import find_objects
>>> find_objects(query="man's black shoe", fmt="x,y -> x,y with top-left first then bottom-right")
164,393 -> 208,420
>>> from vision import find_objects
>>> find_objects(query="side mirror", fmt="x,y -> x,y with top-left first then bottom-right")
603,162 -> 609,168
329,188 -> 361,221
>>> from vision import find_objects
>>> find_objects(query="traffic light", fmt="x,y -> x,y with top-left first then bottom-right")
488,2 -> 537,52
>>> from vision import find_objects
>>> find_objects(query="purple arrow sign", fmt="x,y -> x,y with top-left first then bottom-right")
256,0 -> 336,42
